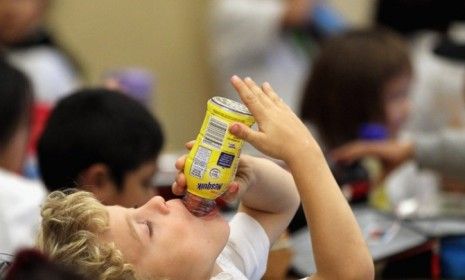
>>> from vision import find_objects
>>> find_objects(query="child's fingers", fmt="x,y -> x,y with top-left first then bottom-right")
244,77 -> 273,107
171,172 -> 187,195
220,182 -> 239,203
229,122 -> 262,147
185,140 -> 195,150
262,82 -> 282,105
171,182 -> 185,196
175,155 -> 187,170
176,171 -> 186,186
230,75 -> 265,120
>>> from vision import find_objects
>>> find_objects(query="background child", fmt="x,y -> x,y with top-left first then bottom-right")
287,27 -> 413,234
0,0 -> 81,104
37,89 -> 164,208
300,27 -> 412,150
0,0 -> 82,179
0,59 -> 46,255
0,59 -> 33,174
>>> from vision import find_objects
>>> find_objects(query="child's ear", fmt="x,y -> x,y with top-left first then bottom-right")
79,164 -> 118,203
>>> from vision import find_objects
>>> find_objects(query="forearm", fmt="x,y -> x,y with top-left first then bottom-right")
287,150 -> 374,280
238,155 -> 300,243
239,156 -> 299,214
228,76 -> 373,278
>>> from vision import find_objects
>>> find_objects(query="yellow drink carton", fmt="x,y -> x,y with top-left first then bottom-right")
183,97 -> 254,216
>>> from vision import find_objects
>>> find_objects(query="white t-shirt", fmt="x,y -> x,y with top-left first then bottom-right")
0,169 -> 47,256
406,32 -> 465,134
7,46 -> 80,105
208,0 -> 310,112
212,213 -> 309,280
212,213 -> 270,280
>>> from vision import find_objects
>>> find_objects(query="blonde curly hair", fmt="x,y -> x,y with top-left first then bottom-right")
37,190 -> 137,280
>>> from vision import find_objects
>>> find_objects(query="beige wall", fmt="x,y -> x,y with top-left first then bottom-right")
46,0 -> 214,151
328,0 -> 375,27
46,0 -> 374,151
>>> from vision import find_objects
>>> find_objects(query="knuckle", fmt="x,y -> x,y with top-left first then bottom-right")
242,91 -> 257,104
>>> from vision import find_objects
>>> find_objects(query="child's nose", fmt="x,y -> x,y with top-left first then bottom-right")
149,195 -> 166,205
145,196 -> 169,214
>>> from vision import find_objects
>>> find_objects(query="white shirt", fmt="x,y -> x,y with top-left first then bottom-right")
406,32 -> 465,134
213,213 -> 310,280
208,0 -> 310,112
0,169 -> 47,255
213,213 -> 270,280
7,46 -> 80,105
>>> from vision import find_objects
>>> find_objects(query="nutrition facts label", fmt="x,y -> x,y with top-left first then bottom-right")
202,116 -> 227,150
190,146 -> 211,178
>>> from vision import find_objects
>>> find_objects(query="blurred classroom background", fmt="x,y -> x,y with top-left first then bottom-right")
2,0 -> 465,278
45,0 -> 373,151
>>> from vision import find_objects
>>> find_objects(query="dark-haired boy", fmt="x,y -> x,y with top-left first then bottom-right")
38,88 -> 164,207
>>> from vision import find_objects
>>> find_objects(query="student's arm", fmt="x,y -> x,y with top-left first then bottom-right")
229,76 -> 374,280
330,139 -> 414,174
233,154 -> 300,245
331,130 -> 465,182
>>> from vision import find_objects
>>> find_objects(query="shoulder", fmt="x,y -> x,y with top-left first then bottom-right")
228,212 -> 270,249
216,213 -> 270,280
0,169 -> 47,254
0,169 -> 47,206
7,47 -> 80,102
8,46 -> 73,72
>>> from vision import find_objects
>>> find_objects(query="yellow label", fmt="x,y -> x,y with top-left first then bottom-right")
184,98 -> 254,200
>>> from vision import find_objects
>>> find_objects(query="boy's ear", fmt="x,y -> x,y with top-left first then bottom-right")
79,164 -> 117,203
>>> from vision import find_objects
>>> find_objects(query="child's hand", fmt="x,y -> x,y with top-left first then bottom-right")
171,141 -> 256,203
229,76 -> 319,163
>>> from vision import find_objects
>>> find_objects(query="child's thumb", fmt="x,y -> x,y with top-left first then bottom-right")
229,123 -> 256,144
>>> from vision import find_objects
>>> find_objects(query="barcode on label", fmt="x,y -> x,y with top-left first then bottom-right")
190,146 -> 212,178
202,116 -> 227,150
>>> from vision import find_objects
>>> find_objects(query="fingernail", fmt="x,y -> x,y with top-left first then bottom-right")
263,82 -> 271,88
244,77 -> 252,82
229,123 -> 240,134
231,75 -> 239,81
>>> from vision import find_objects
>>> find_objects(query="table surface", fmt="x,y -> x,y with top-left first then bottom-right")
291,205 -> 429,276
404,218 -> 465,237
